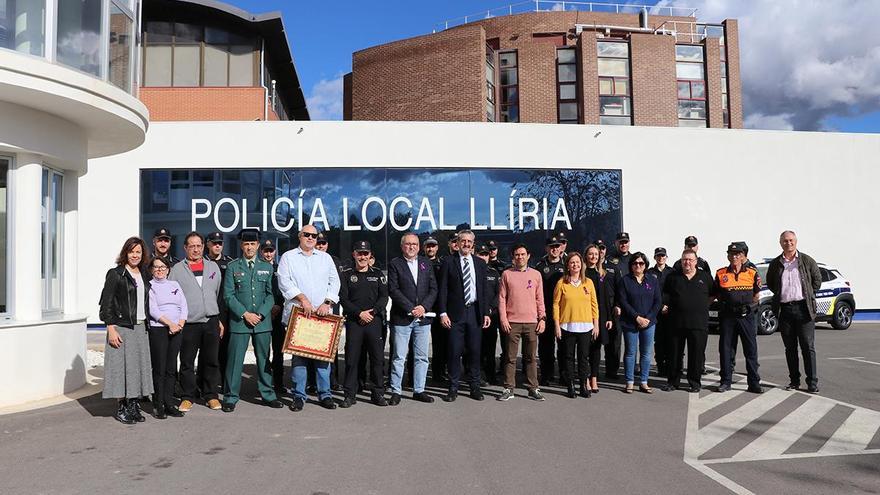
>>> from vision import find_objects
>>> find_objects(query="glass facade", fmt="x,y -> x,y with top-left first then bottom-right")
676,44 -> 707,127
0,157 -> 7,314
141,168 -> 623,269
597,40 -> 632,126
0,0 -> 45,56
41,168 -> 63,313
0,1 -> 138,94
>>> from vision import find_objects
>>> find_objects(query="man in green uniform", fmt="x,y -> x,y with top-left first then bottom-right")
221,228 -> 284,412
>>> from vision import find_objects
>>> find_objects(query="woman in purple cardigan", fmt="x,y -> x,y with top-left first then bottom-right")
148,256 -> 188,418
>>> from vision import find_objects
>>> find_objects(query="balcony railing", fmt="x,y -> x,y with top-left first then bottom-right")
434,1 -> 698,32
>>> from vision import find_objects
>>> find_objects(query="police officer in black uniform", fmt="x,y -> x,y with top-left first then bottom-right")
339,240 -> 389,408
487,240 -> 509,273
556,231 -> 570,261
673,236 -> 712,273
534,235 -> 566,386
476,244 -> 502,385
649,247 -> 675,376
260,239 -> 287,395
424,236 -> 448,384
205,231 -> 234,390
603,232 -> 632,378
152,227 -> 180,265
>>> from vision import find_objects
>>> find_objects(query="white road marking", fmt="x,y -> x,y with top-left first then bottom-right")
730,397 -> 836,461
827,356 -> 880,366
690,388 -> 790,459
819,407 -> 880,455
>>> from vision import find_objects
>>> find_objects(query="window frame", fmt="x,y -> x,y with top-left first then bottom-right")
675,43 -> 707,128
41,166 -> 64,315
596,40 -> 632,126
556,46 -> 579,124
497,49 -> 519,123
0,155 -> 10,318
485,43 -> 496,122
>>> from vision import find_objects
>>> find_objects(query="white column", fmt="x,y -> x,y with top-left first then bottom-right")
62,171 -> 80,315
10,154 -> 43,321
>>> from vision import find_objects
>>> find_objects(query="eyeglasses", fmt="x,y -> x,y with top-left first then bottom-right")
209,241 -> 223,246
152,266 -> 168,272
316,240 -> 328,245
355,251 -> 371,256
632,261 -> 646,266
300,232 -> 318,239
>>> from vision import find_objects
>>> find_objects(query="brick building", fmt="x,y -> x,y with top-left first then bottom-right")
345,5 -> 741,128
140,0 -> 309,121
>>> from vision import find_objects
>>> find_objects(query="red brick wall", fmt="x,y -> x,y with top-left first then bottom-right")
705,37 -> 725,128
351,25 -> 485,122
723,19 -> 744,129
630,32 -> 678,127
140,87 -> 271,121
518,41 -> 558,123
579,31 -> 600,125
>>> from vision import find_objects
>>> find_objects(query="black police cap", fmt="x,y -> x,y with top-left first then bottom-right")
316,232 -> 328,243
556,232 -> 568,243
487,240 -> 498,249
477,244 -> 491,254
206,231 -> 223,243
616,232 -> 630,242
546,236 -> 562,246
424,236 -> 439,246
261,239 -> 276,251
684,235 -> 699,247
153,227 -> 172,240
237,228 -> 260,242
654,247 -> 667,257
727,241 -> 746,253
353,240 -> 371,252
593,239 -> 606,248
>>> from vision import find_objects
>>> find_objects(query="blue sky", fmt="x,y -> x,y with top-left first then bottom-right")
232,0 -> 880,133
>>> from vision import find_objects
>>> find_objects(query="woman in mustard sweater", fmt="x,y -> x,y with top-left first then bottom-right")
553,252 -> 600,399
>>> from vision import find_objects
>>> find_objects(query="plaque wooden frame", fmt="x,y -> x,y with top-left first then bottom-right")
282,306 -> 344,363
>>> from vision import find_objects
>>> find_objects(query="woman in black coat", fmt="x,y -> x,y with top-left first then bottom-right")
99,237 -> 154,424
584,244 -> 614,393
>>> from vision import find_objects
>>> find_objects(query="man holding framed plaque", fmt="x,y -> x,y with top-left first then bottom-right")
277,224 -> 341,411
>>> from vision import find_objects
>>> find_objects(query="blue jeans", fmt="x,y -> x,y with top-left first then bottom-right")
391,321 -> 431,394
623,324 -> 655,385
291,356 -> 331,400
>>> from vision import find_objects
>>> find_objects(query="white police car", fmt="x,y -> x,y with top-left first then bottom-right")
709,261 -> 855,335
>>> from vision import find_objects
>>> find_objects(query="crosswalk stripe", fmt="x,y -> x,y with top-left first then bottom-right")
730,395 -> 837,461
692,388 -> 790,459
818,407 -> 880,455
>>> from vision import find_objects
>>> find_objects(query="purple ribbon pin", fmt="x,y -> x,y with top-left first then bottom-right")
172,289 -> 178,295
209,272 -> 216,280
527,280 -> 533,289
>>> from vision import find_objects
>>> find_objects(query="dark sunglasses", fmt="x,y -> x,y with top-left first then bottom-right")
632,261 -> 646,266
301,232 -> 318,239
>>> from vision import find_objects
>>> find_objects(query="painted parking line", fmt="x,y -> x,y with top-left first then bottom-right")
684,372 -> 880,495
828,356 -> 880,366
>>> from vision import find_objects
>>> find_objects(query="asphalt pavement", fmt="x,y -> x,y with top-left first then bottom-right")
3,322 -> 879,494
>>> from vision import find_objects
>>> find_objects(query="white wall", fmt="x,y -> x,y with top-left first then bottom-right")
81,121 -> 880,322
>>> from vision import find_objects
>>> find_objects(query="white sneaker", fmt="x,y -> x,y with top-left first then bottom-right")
528,389 -> 546,401
497,388 -> 514,401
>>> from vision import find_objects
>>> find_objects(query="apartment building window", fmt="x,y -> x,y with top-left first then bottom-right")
42,168 -> 63,313
486,44 -> 496,122
720,40 -> 730,127
676,44 -> 707,127
143,22 -> 257,87
0,157 -> 8,314
597,41 -> 631,125
498,51 -> 519,122
557,47 -> 578,124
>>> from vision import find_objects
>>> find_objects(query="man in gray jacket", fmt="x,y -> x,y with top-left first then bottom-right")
170,231 -> 225,411
766,230 -> 822,394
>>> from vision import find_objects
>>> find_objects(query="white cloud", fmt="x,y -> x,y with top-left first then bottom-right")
658,0 -> 880,130
305,75 -> 344,120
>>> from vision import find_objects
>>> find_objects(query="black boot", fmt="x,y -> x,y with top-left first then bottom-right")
566,381 -> 577,399
128,398 -> 146,423
114,399 -> 135,425
152,400 -> 167,419
579,382 -> 591,398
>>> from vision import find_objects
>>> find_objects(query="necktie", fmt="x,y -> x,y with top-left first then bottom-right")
248,260 -> 254,270
462,257 -> 472,305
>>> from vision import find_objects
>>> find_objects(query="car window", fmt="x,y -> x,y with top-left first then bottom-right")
819,268 -> 833,282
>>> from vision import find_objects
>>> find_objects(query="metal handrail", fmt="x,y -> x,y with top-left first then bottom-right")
434,1 -> 698,32
653,20 -> 725,44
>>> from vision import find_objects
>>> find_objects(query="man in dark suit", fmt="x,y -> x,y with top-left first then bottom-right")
387,233 -> 439,405
437,230 -> 491,402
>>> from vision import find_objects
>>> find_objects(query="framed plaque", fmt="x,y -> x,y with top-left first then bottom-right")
282,306 -> 344,362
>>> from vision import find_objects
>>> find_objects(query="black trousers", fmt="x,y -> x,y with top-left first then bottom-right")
604,318 -> 622,377
778,300 -> 818,388
447,305 -> 482,392
587,337 -> 602,378
343,319 -> 385,398
654,314 -> 673,374
148,326 -> 182,408
270,315 -> 286,391
538,317 -> 557,383
480,312 -> 501,383
217,317 -> 230,391
179,316 -> 221,401
668,327 -> 708,388
562,331 -> 590,383
719,314 -> 760,388
431,318 -> 448,380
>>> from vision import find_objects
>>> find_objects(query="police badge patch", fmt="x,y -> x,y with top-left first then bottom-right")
350,275 -> 358,283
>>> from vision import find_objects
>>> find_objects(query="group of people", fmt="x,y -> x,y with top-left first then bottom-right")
100,224 -> 822,424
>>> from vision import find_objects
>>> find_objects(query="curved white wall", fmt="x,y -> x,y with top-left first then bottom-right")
81,121 -> 880,324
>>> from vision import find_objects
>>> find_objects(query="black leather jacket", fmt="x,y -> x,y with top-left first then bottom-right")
99,265 -> 151,327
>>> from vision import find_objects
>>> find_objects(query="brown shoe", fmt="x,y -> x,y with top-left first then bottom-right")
207,399 -> 222,410
179,399 -> 193,412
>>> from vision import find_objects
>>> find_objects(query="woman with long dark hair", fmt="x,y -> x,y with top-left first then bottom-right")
553,252 -> 599,398
616,252 -> 662,394
99,237 -> 154,424
583,244 -> 613,393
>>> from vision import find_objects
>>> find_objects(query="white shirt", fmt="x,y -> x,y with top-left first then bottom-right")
277,247 -> 341,324
460,254 -> 477,305
405,257 -> 419,285
780,252 -> 805,303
